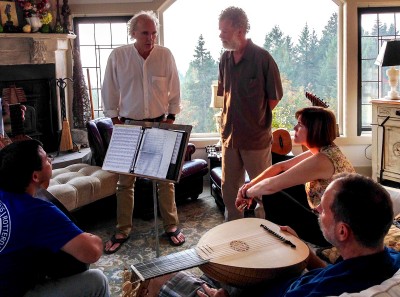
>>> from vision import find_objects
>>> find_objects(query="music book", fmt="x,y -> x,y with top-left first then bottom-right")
102,122 -> 192,182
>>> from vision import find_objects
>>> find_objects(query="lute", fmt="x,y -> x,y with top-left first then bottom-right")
123,218 -> 309,297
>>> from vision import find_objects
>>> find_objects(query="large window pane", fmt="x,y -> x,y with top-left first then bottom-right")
74,16 -> 132,118
164,0 -> 339,133
359,7 -> 400,133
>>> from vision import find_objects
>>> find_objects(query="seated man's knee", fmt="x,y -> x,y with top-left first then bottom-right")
83,269 -> 109,292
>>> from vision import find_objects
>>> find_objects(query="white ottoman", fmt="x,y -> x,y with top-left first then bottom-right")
48,163 -> 119,211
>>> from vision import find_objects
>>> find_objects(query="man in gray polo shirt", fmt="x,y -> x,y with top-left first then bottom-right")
217,6 -> 283,221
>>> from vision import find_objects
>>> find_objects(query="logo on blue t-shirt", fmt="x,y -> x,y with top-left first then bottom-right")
0,200 -> 11,252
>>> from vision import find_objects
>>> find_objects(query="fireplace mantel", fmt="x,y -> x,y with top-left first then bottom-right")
0,33 -> 76,66
0,32 -> 76,39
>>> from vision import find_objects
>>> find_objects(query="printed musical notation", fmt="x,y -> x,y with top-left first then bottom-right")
102,123 -> 190,182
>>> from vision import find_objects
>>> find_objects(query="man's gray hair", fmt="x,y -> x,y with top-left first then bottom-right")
128,10 -> 160,40
219,6 -> 250,33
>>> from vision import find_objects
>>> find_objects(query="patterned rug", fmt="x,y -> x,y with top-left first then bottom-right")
72,185 -> 224,297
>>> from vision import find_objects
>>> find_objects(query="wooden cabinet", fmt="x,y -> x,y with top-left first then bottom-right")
371,99 -> 400,185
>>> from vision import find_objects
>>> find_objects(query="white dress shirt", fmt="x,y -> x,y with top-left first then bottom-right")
102,44 -> 181,120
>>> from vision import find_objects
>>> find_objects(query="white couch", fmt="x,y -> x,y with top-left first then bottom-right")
47,163 -> 119,211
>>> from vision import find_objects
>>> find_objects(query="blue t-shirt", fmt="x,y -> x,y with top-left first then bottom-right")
283,247 -> 400,297
0,189 -> 83,297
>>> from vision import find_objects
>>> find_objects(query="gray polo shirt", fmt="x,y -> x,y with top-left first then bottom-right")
218,39 -> 283,150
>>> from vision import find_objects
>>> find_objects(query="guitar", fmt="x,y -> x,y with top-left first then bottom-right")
305,92 -> 329,108
272,128 -> 292,156
123,218 -> 309,297
303,92 -> 337,151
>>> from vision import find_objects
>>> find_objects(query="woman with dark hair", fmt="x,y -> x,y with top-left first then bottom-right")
237,106 -> 355,246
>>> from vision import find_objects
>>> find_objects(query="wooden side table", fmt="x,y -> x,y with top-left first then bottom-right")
371,99 -> 400,186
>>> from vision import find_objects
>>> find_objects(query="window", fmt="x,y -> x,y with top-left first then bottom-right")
358,7 -> 400,134
163,0 -> 339,133
73,1 -> 339,135
73,16 -> 132,119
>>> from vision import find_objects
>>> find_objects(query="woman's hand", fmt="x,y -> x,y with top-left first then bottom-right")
197,283 -> 229,297
235,184 -> 253,211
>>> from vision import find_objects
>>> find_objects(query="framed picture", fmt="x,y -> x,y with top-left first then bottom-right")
0,1 -> 18,26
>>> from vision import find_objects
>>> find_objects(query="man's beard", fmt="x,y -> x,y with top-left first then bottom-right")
222,38 -> 240,51
318,217 -> 335,245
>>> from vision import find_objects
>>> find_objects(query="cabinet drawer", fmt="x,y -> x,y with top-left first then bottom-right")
378,106 -> 400,118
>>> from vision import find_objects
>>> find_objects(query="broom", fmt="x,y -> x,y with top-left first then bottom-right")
57,78 -> 74,152
86,68 -> 95,120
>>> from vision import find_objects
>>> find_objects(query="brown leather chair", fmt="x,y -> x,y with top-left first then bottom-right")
86,117 -> 209,220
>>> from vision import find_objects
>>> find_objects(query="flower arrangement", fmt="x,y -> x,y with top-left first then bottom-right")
16,0 -> 52,24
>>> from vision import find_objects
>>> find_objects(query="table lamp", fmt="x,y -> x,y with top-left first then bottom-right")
210,81 -> 224,144
375,40 -> 400,99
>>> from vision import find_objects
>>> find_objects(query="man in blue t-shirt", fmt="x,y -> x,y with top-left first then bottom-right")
0,140 -> 109,297
157,173 -> 400,297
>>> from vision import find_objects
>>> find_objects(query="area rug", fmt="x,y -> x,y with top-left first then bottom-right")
72,186 -> 224,297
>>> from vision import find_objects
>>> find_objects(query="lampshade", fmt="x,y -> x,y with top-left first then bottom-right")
210,81 -> 223,108
375,40 -> 400,67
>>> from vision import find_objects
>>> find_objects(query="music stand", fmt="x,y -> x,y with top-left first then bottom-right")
102,121 -> 192,256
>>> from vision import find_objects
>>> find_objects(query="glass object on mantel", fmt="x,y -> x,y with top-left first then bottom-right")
25,14 -> 42,32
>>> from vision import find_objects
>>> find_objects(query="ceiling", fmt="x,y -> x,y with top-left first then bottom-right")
68,0 -> 153,4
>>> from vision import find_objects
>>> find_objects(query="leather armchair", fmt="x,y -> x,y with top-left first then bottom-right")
86,118 -> 209,220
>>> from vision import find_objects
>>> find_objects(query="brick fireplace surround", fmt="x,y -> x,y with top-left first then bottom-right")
0,33 -> 76,152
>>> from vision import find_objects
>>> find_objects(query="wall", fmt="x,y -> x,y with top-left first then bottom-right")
69,0 -> 167,17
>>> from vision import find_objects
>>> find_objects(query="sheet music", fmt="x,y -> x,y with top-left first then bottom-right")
102,122 -> 191,181
102,125 -> 142,173
134,128 -> 178,178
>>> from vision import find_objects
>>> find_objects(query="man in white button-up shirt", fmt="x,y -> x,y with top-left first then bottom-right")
102,11 -> 184,253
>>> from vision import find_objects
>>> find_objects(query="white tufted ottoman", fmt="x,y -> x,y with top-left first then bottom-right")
48,163 -> 119,211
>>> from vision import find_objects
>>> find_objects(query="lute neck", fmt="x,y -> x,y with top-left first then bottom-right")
130,248 -> 209,282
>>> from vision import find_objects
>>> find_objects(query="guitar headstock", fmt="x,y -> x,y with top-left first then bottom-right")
305,92 -> 329,108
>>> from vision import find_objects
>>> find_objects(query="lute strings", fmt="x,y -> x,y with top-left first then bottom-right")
132,228 -> 292,280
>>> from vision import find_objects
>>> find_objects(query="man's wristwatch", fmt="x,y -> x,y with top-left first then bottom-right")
166,114 -> 176,121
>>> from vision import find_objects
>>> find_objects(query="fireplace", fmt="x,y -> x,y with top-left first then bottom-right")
0,33 -> 76,153
0,64 -> 59,152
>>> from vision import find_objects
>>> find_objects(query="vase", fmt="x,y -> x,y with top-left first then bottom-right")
26,15 -> 42,33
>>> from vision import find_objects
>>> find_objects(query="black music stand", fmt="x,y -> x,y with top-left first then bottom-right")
102,121 -> 192,256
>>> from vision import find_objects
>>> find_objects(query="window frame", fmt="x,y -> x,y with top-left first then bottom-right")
358,6 -> 400,135
72,2 -> 343,140
73,16 -> 132,119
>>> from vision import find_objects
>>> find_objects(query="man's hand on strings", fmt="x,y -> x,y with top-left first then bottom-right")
279,225 -> 299,238
197,283 -> 229,297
